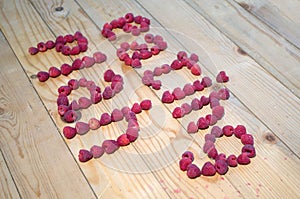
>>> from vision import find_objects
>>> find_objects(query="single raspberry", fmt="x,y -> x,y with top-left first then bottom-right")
151,80 -> 161,90
187,122 -> 198,134
227,154 -> 238,167
78,97 -> 92,109
70,100 -> 80,111
125,111 -> 137,122
131,59 -> 142,68
58,86 -> 72,96
209,91 -> 220,99
208,147 -> 218,159
125,13 -> 134,23
127,119 -> 139,130
179,157 -> 192,171
63,126 -> 77,139
37,71 -> 49,82
193,80 -> 204,91
215,159 -> 228,175
181,103 -> 192,115
45,40 -> 55,50
142,75 -> 153,86
122,23 -> 132,32
160,64 -> 171,74
61,46 -> 71,55
70,46 -> 81,55
140,22 -> 150,32
88,118 -> 100,130
90,145 -> 104,158
58,105 -> 70,117
131,26 -> 141,36
203,141 -> 215,153
161,91 -> 174,103
57,94 -> 69,106
187,164 -> 201,179
142,17 -> 150,25
218,88 -> 230,100
68,79 -> 79,90
191,98 -> 203,110
90,90 -> 102,104
205,114 -> 218,126
201,162 -> 216,176
215,153 -> 227,161
241,134 -> 254,145
153,67 -> 163,76
78,149 -> 93,162
82,56 -> 95,68
102,86 -> 115,99
197,117 -> 209,129
131,51 -> 141,60
63,110 -> 78,123
234,125 -> 247,138
156,41 -> 167,51
37,42 -> 47,52
177,51 -> 188,61
190,53 -> 199,62
117,17 -> 126,28
144,33 -> 154,43
191,64 -> 201,76
172,88 -> 185,100
210,97 -> 220,108
205,134 -> 216,142
77,36 -> 88,46
242,145 -> 256,158
153,35 -> 163,44
78,77 -> 87,87
121,106 -> 131,115
212,105 -> 225,120
60,63 -> 73,76
170,60 -> 183,70
200,96 -> 210,106
140,50 -> 152,59
79,43 -> 88,52
111,109 -> 124,122
182,151 -> 194,161
103,69 -> 115,82
93,52 -> 107,63
126,127 -> 139,142
140,99 -> 152,110
74,31 -> 83,39
72,58 -> 83,70
75,122 -> 90,135
55,43 -> 64,52
117,134 -> 130,146
102,140 -> 120,154
172,107 -> 183,119
151,46 -> 160,55
56,35 -> 66,44
222,125 -> 234,137
216,71 -> 229,83
201,76 -> 212,87
237,153 -> 251,165
211,126 -> 223,138
183,84 -> 195,96
131,103 -> 142,114
100,113 -> 111,126
112,74 -> 123,84
28,47 -> 39,55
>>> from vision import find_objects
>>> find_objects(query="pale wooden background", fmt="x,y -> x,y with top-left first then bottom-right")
0,0 -> 299,198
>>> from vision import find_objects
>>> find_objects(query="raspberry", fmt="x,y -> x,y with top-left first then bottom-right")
70,46 -> 81,55
242,145 -> 256,158
131,103 -> 142,114
37,42 -> 47,52
234,125 -> 247,138
78,77 -> 87,87
140,22 -> 150,32
58,105 -> 69,116
170,60 -> 182,70
124,56 -> 132,66
183,84 -> 195,96
207,147 -> 218,159
111,109 -> 124,122
77,36 -> 88,46
127,119 -> 139,130
131,26 -> 141,36
153,35 -> 163,44
60,63 -> 73,76
144,33 -> 154,43
203,141 -> 215,153
151,80 -> 161,90
57,95 -> 69,106
78,149 -> 93,162
187,122 -> 198,134
58,86 -> 72,96
142,17 -> 150,25
67,79 -> 79,90
48,66 -> 61,78
126,127 -> 139,142
82,56 -> 95,68
215,153 -> 227,161
125,13 -> 134,23
201,76 -> 212,87
55,43 -> 64,52
227,154 -> 238,167
201,162 -> 216,176
56,35 -> 66,44
181,151 -> 194,161
63,126 -> 77,139
102,140 -> 120,154
190,53 -> 199,62
156,41 -> 167,51
75,122 -> 90,135
142,75 -> 153,86
172,107 -> 183,119
241,134 -> 254,145
209,91 -> 219,99
125,112 -> 137,122
93,52 -> 107,63
205,114 -> 218,126
28,47 -> 39,55
78,97 -> 92,109
37,71 -> 49,82
90,145 -> 104,158
177,51 -> 188,61
211,126 -> 223,137
151,46 -> 160,55
120,42 -> 130,50
131,51 -> 141,60
74,31 -> 83,39
154,67 -> 163,76
181,103 -> 192,115
172,88 -> 185,100
88,118 -> 101,130
218,88 -> 230,100
186,164 -> 201,179
237,153 -> 251,165
102,86 -> 115,99
140,99 -> 152,110
61,46 -> 71,55
70,100 -> 80,111
205,134 -> 216,142
117,134 -> 130,146
222,125 -> 234,137
117,17 -> 126,28
215,159 -> 228,175
216,71 -> 229,83
111,74 -> 123,84
200,96 -> 210,106
193,80 -> 205,91
100,113 -> 111,126
64,34 -> 74,43
191,98 -> 203,110
197,117 -> 209,129
131,59 -> 142,68
161,64 -> 171,74
191,64 -> 201,76
179,157 -> 192,171
161,91 -> 174,103
212,105 -> 225,120
104,69 -> 115,82
72,58 -> 83,70
210,98 -> 220,108
79,43 -> 88,52
90,90 -> 102,104
121,106 -> 131,115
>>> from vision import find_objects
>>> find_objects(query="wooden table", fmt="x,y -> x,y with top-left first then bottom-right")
0,0 -> 299,198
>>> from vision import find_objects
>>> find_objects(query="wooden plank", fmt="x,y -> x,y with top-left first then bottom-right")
186,0 -> 300,98
233,0 -> 300,49
0,31 -> 96,198
0,149 -> 20,199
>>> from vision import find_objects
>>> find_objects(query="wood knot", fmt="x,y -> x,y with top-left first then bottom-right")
55,6 -> 64,12
30,74 -> 37,79
239,2 -> 252,11
263,132 -> 277,144
0,107 -> 4,115
237,47 -> 247,55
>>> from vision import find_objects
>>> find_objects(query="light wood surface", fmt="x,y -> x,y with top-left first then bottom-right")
0,0 -> 299,198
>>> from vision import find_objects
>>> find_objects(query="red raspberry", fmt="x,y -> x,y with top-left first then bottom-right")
140,22 -> 150,32
190,53 -> 199,62
215,153 -> 227,161
103,69 -> 115,82
200,96 -> 210,106
78,149 -> 93,162
142,17 -> 150,25
125,13 -> 134,23
120,42 -> 130,50
37,71 -> 49,82
45,40 -> 55,49
68,79 -> 79,90
172,107 -> 183,119
186,164 -> 201,179
151,46 -> 160,55
191,98 -> 203,110
144,33 -> 154,43
48,66 -> 61,78
93,52 -> 107,63
242,145 -> 256,158
161,91 -> 174,103
72,58 -> 83,70
121,106 -> 131,115
117,17 -> 126,28
57,94 -> 69,106
64,34 -> 74,43
241,134 -> 254,145
90,90 -> 102,104
55,43 -> 64,52
172,88 -> 185,100
58,86 -> 72,96
201,162 -> 216,176
88,118 -> 101,130
131,26 -> 141,36
77,36 -> 88,46
215,159 -> 228,175
191,64 -> 201,76
125,111 -> 137,122
61,46 -> 71,55
131,103 -> 142,114
63,110 -> 78,123
112,82 -> 123,94
70,100 -> 80,111
177,51 -> 188,61
179,157 -> 192,171
237,153 -> 251,165
82,56 -> 95,68
37,42 -> 47,52
90,145 -> 104,158
112,74 -> 123,84
131,59 -> 142,68
227,154 -> 238,167
60,63 -> 73,76
78,77 -> 87,87
128,119 -> 139,130
28,47 -> 39,55
126,127 -> 139,142
193,80 -> 205,91
78,97 -> 92,109
208,147 -> 218,159
70,46 -> 81,55
216,71 -> 229,83
222,125 -> 234,137
209,91 -> 220,99
124,56 -> 132,66
102,140 -> 120,154
203,141 -> 215,153
182,151 -> 194,161
234,125 -> 247,138
170,60 -> 183,70
211,126 -> 223,137
183,84 -> 195,96
218,88 -> 230,100
74,31 -> 83,39
187,122 -> 198,134
58,105 -> 69,116
205,134 -> 216,142
56,35 -> 66,44
140,99 -> 152,110
153,67 -> 163,76
102,86 -> 115,99
142,75 -> 153,86
201,76 -> 212,87
63,126 -> 77,139
79,43 -> 88,52
153,35 -> 163,44
117,134 -> 130,146
111,109 -> 124,122
100,113 -> 111,126
197,117 -> 209,129
205,114 -> 218,126
212,105 -> 225,120
75,122 -> 90,135
151,80 -> 161,90
181,103 -> 192,115
156,41 -> 167,51
210,97 -> 220,108
161,64 -> 171,74
140,50 -> 152,60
